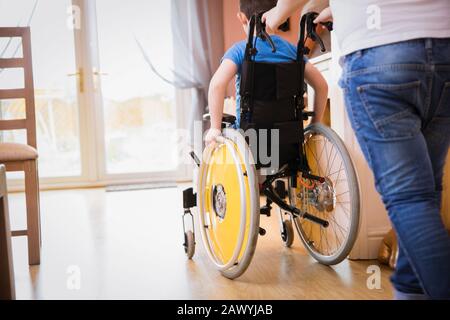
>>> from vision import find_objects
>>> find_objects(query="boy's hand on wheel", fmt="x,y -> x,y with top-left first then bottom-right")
205,128 -> 222,148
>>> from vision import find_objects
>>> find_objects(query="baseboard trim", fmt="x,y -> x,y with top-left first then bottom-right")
367,227 -> 391,260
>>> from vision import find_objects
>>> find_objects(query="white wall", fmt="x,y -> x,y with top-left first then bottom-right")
326,33 -> 391,259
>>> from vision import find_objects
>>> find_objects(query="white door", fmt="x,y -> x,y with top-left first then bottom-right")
0,0 -> 87,185
1,0 -> 186,188
88,0 -> 183,183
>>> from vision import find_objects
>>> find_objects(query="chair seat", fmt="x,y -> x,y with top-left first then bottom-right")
0,143 -> 38,162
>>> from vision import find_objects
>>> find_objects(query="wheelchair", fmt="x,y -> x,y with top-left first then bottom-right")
181,12 -> 360,279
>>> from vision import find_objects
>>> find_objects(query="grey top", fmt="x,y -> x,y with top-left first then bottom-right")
330,0 -> 450,56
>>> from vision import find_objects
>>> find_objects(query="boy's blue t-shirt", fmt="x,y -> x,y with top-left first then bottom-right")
222,35 -> 305,126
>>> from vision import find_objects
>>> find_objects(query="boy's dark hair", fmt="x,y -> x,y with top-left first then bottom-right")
239,0 -> 277,19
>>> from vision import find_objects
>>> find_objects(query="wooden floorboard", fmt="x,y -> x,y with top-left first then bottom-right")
7,186 -> 393,300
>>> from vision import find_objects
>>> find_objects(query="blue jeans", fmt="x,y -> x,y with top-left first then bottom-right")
340,38 -> 450,299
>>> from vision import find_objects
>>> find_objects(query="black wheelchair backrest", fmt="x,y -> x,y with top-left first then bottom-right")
237,12 -> 331,169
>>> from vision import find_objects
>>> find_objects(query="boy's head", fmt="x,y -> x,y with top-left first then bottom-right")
237,0 -> 277,32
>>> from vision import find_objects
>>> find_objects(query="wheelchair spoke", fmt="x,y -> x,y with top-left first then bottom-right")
335,190 -> 349,198
325,145 -> 337,177
337,202 -> 351,216
333,178 -> 348,186
320,209 -> 346,254
324,139 -> 330,176
306,142 -> 321,176
327,214 -> 349,236
327,165 -> 344,178
323,218 -> 331,256
316,137 -> 327,177
332,161 -> 344,185
318,214 -> 324,253
297,190 -> 348,256
332,223 -> 343,250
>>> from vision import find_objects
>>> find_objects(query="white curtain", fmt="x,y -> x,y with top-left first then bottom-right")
171,0 -> 224,142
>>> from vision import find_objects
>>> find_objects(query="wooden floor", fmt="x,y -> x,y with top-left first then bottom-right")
8,186 -> 393,300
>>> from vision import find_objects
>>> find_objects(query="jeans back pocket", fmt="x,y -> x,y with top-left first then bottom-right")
357,81 -> 422,140
427,82 -> 450,144
436,82 -> 450,119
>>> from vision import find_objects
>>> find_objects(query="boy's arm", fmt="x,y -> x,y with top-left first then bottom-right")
206,59 -> 238,145
304,61 -> 328,124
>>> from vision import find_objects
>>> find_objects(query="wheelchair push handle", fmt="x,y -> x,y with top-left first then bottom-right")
244,12 -> 277,60
298,12 -> 333,55
320,21 -> 333,32
256,13 -> 277,53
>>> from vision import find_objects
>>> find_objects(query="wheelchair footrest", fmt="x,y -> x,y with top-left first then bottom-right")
183,188 -> 197,209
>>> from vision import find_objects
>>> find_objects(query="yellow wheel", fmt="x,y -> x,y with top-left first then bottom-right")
198,129 -> 260,279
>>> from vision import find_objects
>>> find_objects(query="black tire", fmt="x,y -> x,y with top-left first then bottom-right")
184,231 -> 195,260
281,219 -> 294,248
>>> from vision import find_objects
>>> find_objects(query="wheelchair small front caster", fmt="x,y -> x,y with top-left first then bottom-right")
184,230 -> 195,259
182,188 -> 197,260
281,219 -> 294,248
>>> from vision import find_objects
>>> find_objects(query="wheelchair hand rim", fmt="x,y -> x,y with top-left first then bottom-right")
221,128 -> 259,278
198,134 -> 248,271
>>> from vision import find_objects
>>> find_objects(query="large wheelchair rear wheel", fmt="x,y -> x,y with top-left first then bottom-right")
197,129 -> 260,279
289,123 -> 360,265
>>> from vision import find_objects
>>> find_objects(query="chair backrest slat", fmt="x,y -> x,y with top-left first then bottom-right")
0,89 -> 26,100
0,28 -> 25,38
0,119 -> 26,131
0,58 -> 24,69
0,27 -> 36,149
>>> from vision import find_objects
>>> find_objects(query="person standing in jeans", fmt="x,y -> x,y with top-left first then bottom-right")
263,0 -> 450,299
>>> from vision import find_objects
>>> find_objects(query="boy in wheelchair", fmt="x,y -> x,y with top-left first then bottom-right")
181,0 -> 360,280
205,0 -> 328,147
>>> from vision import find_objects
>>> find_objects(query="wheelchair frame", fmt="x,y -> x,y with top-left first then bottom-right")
182,12 -> 340,271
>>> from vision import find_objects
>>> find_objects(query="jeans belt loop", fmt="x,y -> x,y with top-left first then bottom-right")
425,38 -> 433,50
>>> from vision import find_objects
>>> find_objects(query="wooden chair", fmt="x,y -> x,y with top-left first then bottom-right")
0,164 -> 15,300
0,27 -> 41,265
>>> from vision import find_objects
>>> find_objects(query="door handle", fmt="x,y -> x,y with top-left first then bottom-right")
93,70 -> 108,76
67,68 -> 84,93
92,68 -> 108,91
